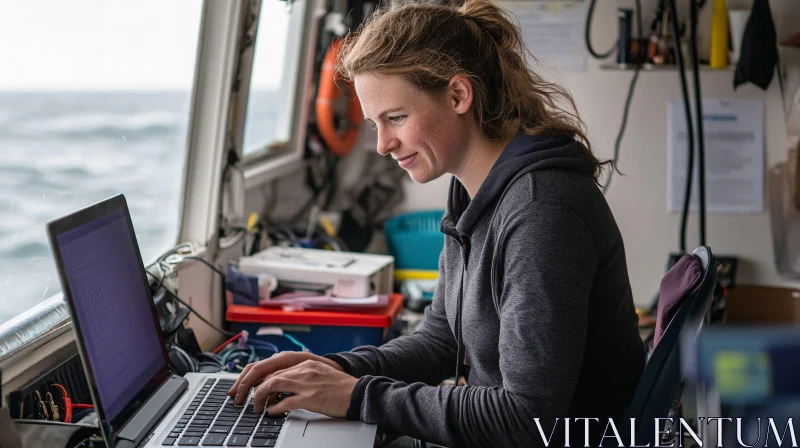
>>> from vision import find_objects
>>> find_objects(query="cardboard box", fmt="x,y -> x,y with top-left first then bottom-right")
725,284 -> 800,324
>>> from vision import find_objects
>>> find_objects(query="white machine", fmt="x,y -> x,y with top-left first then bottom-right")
238,247 -> 394,298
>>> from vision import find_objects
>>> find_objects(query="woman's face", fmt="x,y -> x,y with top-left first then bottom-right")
354,72 -> 474,184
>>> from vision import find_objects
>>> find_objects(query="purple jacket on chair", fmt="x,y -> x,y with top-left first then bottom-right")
654,255 -> 704,347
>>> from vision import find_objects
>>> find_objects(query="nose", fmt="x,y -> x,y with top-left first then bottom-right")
375,127 -> 398,156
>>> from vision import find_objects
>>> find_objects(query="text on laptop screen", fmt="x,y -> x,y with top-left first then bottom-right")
56,209 -> 166,422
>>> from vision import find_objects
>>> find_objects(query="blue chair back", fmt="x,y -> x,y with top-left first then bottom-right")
624,246 -> 717,445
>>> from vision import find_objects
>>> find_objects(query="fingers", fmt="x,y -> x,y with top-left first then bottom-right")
251,360 -> 319,413
233,363 -> 268,405
230,353 -> 300,405
234,368 -> 266,405
253,375 -> 299,414
265,395 -> 302,416
227,363 -> 255,398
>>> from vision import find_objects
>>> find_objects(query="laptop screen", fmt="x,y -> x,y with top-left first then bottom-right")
54,204 -> 168,423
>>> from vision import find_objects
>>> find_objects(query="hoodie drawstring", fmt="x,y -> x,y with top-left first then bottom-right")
454,237 -> 470,384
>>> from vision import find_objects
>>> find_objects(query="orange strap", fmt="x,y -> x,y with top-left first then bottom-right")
315,38 -> 362,156
52,383 -> 73,423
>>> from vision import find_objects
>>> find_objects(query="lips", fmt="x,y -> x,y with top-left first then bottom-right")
396,153 -> 417,168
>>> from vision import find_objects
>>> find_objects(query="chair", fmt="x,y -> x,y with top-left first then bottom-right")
624,245 -> 718,446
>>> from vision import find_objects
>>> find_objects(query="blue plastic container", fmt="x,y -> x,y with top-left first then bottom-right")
226,294 -> 404,355
231,323 -> 386,355
384,210 -> 445,271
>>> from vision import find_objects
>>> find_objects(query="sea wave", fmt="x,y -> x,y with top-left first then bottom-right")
2,241 -> 50,259
0,90 -> 278,326
12,111 -> 183,138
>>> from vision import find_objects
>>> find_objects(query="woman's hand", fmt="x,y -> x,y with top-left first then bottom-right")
253,360 -> 357,417
227,352 -> 355,417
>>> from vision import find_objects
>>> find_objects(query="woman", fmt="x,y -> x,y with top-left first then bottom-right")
229,0 -> 645,446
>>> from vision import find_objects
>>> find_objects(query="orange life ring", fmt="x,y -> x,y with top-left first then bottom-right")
315,38 -> 362,156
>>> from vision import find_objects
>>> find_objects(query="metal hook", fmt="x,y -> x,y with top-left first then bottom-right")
34,390 -> 49,420
46,392 -> 60,422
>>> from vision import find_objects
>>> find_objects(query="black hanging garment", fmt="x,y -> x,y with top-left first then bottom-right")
734,0 -> 779,91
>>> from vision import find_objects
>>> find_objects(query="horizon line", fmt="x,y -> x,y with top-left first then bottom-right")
0,86 -> 281,93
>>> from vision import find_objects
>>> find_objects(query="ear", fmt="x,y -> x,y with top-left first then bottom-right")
447,75 -> 473,115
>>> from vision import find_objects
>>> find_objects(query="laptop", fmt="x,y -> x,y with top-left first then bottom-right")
47,194 -> 377,447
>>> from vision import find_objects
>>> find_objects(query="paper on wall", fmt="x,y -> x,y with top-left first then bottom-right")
497,1 -> 587,73
668,98 -> 765,213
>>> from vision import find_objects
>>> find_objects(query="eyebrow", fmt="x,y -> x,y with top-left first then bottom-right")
364,107 -> 404,121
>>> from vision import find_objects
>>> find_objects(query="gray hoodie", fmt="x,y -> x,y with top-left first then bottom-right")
326,134 -> 645,448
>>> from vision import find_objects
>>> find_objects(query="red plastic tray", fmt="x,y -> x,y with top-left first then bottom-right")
226,293 -> 404,328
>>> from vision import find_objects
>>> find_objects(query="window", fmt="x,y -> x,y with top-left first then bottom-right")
242,0 -> 306,159
0,1 -> 203,326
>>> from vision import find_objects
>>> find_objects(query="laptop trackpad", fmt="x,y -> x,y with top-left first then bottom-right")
281,410 -> 376,447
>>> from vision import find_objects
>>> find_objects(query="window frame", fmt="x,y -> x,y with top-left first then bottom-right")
241,0 -> 319,189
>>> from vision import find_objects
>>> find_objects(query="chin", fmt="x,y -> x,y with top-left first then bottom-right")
407,168 -> 439,184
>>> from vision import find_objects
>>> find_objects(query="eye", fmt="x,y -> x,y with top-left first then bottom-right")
388,115 -> 406,124
370,123 -> 377,131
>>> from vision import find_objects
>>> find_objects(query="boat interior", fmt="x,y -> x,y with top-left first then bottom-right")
1,0 -> 800,447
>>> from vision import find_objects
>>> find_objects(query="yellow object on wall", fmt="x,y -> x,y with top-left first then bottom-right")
710,0 -> 729,68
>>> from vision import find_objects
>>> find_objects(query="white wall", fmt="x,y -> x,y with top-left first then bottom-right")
396,0 -> 800,307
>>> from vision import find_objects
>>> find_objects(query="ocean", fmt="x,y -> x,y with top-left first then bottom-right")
0,90 -> 278,326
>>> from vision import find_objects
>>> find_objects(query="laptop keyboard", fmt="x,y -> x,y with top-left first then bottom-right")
161,378 -> 287,447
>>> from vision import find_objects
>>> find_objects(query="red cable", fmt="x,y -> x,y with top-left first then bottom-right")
213,332 -> 243,354
72,404 -> 94,410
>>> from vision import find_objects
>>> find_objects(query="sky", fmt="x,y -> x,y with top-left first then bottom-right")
0,0 -> 290,91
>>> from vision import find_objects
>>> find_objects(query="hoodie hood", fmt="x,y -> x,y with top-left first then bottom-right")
441,133 -> 595,237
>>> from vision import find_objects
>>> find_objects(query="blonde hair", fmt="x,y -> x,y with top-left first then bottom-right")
338,0 -> 612,182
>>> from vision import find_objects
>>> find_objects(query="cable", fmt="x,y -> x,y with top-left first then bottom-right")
196,352 -> 225,365
145,247 -> 302,354
585,0 -> 616,59
670,0 -> 695,254
148,268 -> 281,373
145,270 -> 168,299
196,352 -> 226,372
635,0 -> 643,39
282,334 -> 309,352
145,243 -> 194,270
288,154 -> 339,225
312,234 -> 345,251
603,68 -> 640,193
155,271 -> 168,298
145,269 -> 169,299
170,294 -> 237,337
212,340 -> 279,373
182,256 -> 226,278
689,0 -> 706,246
168,344 -> 198,373
220,346 -> 257,369
602,0 -> 643,193
213,332 -> 244,354
247,339 -> 281,354
145,258 -> 236,337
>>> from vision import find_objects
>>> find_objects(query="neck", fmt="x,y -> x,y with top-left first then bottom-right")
454,130 -> 514,198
